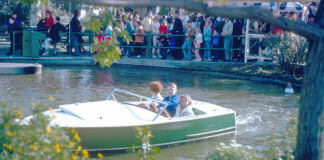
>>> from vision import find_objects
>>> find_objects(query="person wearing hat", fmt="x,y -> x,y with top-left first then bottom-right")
45,10 -> 54,31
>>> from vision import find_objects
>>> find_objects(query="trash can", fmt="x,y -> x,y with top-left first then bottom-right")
23,30 -> 46,58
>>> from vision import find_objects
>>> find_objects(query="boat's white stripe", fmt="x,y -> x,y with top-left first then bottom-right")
186,127 -> 236,138
84,131 -> 235,152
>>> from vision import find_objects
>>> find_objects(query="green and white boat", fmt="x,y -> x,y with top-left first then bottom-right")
31,88 -> 236,151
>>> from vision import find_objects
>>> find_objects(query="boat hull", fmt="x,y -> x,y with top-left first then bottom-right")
74,113 -> 236,151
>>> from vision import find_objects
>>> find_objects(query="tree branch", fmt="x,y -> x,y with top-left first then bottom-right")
70,0 -> 324,40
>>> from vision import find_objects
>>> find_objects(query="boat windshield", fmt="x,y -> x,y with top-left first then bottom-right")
106,88 -> 169,121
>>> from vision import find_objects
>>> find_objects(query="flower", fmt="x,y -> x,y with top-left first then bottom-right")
71,127 -> 75,134
31,144 -> 38,151
69,142 -> 75,147
13,110 -> 23,118
4,124 -> 9,128
74,133 -> 81,142
46,127 -> 52,133
55,144 -> 61,152
48,96 -> 55,101
97,153 -> 104,159
6,131 -> 13,137
72,154 -> 77,160
82,150 -> 89,158
77,145 -> 82,150
3,144 -> 12,151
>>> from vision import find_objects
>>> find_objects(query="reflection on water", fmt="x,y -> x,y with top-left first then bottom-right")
0,66 -> 299,159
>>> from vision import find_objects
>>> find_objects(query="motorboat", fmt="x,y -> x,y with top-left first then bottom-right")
24,88 -> 236,151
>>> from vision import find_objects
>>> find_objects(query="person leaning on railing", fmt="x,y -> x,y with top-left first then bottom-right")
41,16 -> 67,56
222,18 -> 233,62
134,25 -> 145,58
7,17 -> 22,56
158,20 -> 169,60
182,20 -> 194,60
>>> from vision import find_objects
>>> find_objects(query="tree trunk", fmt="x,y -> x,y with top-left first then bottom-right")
295,37 -> 324,160
295,0 -> 324,159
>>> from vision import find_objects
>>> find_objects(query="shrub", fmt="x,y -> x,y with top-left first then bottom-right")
263,34 -> 308,77
0,102 -> 104,160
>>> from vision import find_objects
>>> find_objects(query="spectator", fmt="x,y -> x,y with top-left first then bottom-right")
211,28 -> 220,62
232,19 -> 244,62
152,17 -> 160,58
104,22 -> 113,39
159,20 -> 169,60
37,19 -> 47,32
143,11 -> 153,57
125,17 -> 134,57
41,17 -> 67,56
222,18 -> 233,62
182,20 -> 194,60
203,20 -> 212,61
6,12 -> 21,34
45,10 -> 54,31
70,10 -> 82,56
171,11 -> 184,60
193,28 -> 202,61
134,25 -> 145,58
7,17 -> 22,56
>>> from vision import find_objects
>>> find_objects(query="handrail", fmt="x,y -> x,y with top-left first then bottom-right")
106,88 -> 168,121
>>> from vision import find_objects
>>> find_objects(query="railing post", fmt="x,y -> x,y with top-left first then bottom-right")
244,19 -> 250,63
13,31 -> 15,56
146,34 -> 152,57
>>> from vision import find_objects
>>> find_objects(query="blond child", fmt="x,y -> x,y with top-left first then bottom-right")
192,28 -> 202,61
175,94 -> 195,117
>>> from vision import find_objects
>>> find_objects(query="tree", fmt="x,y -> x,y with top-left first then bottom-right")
68,0 -> 324,159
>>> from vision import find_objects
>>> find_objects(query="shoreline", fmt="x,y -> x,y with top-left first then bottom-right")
0,56 -> 303,88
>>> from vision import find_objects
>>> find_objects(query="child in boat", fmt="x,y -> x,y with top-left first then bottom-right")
138,81 -> 163,110
163,82 -> 180,117
149,81 -> 163,108
175,94 -> 195,117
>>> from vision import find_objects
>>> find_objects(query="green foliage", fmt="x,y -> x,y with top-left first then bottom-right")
87,11 -> 132,68
129,126 -> 160,160
0,102 -> 104,160
17,0 -> 48,7
263,114 -> 297,160
206,115 -> 298,160
262,34 -> 308,76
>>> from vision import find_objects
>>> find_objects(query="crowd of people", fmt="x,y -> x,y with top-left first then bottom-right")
107,7 -> 317,62
4,4 -> 318,61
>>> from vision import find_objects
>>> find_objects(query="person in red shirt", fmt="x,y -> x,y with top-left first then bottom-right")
45,10 -> 54,31
159,21 -> 168,34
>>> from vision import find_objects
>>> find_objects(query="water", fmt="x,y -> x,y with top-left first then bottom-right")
0,66 -> 299,159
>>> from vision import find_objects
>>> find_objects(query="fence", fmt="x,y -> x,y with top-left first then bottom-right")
9,30 -> 301,63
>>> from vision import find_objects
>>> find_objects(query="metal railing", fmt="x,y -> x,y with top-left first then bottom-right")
8,30 -> 300,63
11,30 -> 94,56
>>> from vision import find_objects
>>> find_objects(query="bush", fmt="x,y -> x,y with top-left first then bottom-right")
263,34 -> 308,77
0,102 -> 104,160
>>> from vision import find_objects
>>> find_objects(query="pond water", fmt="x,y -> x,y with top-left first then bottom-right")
0,66 -> 299,159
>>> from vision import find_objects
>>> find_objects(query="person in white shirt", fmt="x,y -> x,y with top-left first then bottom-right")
192,28 -> 202,61
175,94 -> 195,117
152,17 -> 160,58
222,18 -> 233,62
143,11 -> 153,57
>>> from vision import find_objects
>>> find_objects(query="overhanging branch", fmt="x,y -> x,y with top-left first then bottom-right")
70,0 -> 324,40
